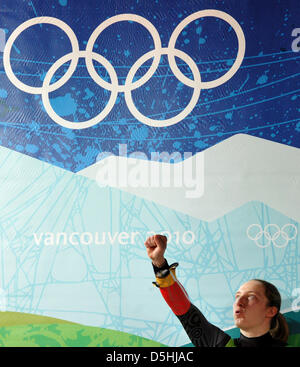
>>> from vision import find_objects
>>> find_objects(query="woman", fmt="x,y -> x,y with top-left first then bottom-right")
144,234 -> 289,347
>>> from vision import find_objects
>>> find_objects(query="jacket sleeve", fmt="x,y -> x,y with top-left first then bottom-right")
152,259 -> 231,347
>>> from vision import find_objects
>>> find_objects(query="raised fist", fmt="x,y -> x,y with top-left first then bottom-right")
144,234 -> 167,267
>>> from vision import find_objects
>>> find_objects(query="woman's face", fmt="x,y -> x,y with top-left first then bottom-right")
233,280 -> 277,331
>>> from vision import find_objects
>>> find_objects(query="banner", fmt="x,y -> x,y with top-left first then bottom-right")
0,0 -> 299,347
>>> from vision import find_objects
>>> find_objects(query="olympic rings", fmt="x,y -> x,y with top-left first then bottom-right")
85,13 -> 162,93
124,48 -> 201,127
246,223 -> 298,249
3,11 -> 246,129
42,51 -> 118,129
3,17 -> 80,95
168,9 -> 246,89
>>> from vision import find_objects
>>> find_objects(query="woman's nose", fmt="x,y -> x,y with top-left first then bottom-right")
236,296 -> 247,307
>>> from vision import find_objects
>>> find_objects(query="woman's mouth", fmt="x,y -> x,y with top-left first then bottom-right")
235,309 -> 244,317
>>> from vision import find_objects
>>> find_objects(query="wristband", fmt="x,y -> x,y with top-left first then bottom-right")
152,262 -> 179,288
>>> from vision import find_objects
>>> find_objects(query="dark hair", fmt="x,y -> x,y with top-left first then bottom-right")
253,279 -> 289,344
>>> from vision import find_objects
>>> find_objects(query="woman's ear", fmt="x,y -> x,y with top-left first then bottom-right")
266,306 -> 278,318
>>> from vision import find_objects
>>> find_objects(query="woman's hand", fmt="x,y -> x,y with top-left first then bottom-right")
144,234 -> 167,267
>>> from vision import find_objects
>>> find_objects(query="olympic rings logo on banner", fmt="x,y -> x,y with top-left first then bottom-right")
3,10 -> 246,129
246,224 -> 298,248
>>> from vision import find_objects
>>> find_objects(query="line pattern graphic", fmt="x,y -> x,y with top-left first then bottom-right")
0,145 -> 299,346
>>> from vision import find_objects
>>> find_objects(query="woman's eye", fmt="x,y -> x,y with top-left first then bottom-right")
248,295 -> 255,300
